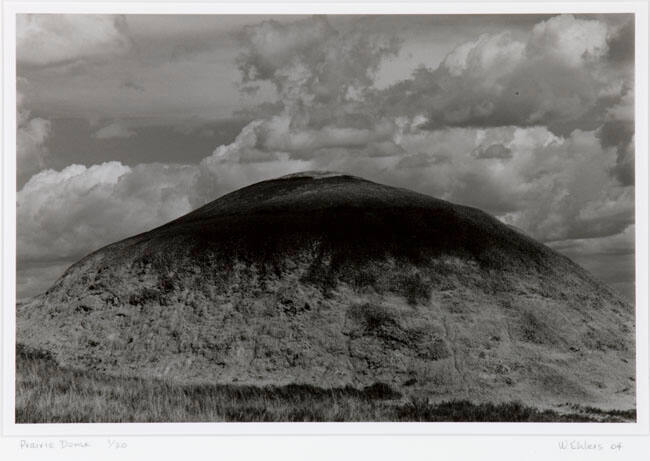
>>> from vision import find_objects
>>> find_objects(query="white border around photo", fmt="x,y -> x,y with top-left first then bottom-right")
1,1 -> 648,459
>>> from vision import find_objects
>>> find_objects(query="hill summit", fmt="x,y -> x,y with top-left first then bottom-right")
17,172 -> 635,410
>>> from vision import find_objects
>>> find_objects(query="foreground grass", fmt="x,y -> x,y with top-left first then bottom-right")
16,345 -> 634,423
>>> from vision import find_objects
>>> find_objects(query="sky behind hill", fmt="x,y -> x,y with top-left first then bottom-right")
16,13 -> 635,300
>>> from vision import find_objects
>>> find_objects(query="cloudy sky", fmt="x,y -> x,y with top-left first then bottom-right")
16,13 -> 635,300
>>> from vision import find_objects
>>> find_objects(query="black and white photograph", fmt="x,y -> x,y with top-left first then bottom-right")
5,2 -> 647,441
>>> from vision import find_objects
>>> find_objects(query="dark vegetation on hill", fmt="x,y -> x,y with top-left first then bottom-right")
76,174 -> 557,282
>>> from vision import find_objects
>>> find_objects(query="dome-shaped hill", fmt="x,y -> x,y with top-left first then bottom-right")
17,172 -> 635,411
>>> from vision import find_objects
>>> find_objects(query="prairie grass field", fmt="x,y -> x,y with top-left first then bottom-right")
15,344 -> 635,423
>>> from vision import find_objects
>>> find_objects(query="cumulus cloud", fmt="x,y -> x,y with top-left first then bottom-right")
237,16 -> 400,107
17,14 -> 131,66
226,16 -> 402,166
208,114 -> 398,163
489,128 -> 633,242
93,121 -> 137,139
443,31 -> 525,80
17,162 -> 197,264
527,14 -> 608,66
376,14 -> 630,138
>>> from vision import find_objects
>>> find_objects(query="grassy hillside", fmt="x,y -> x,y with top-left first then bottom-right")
15,344 -> 634,423
16,173 -> 635,417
